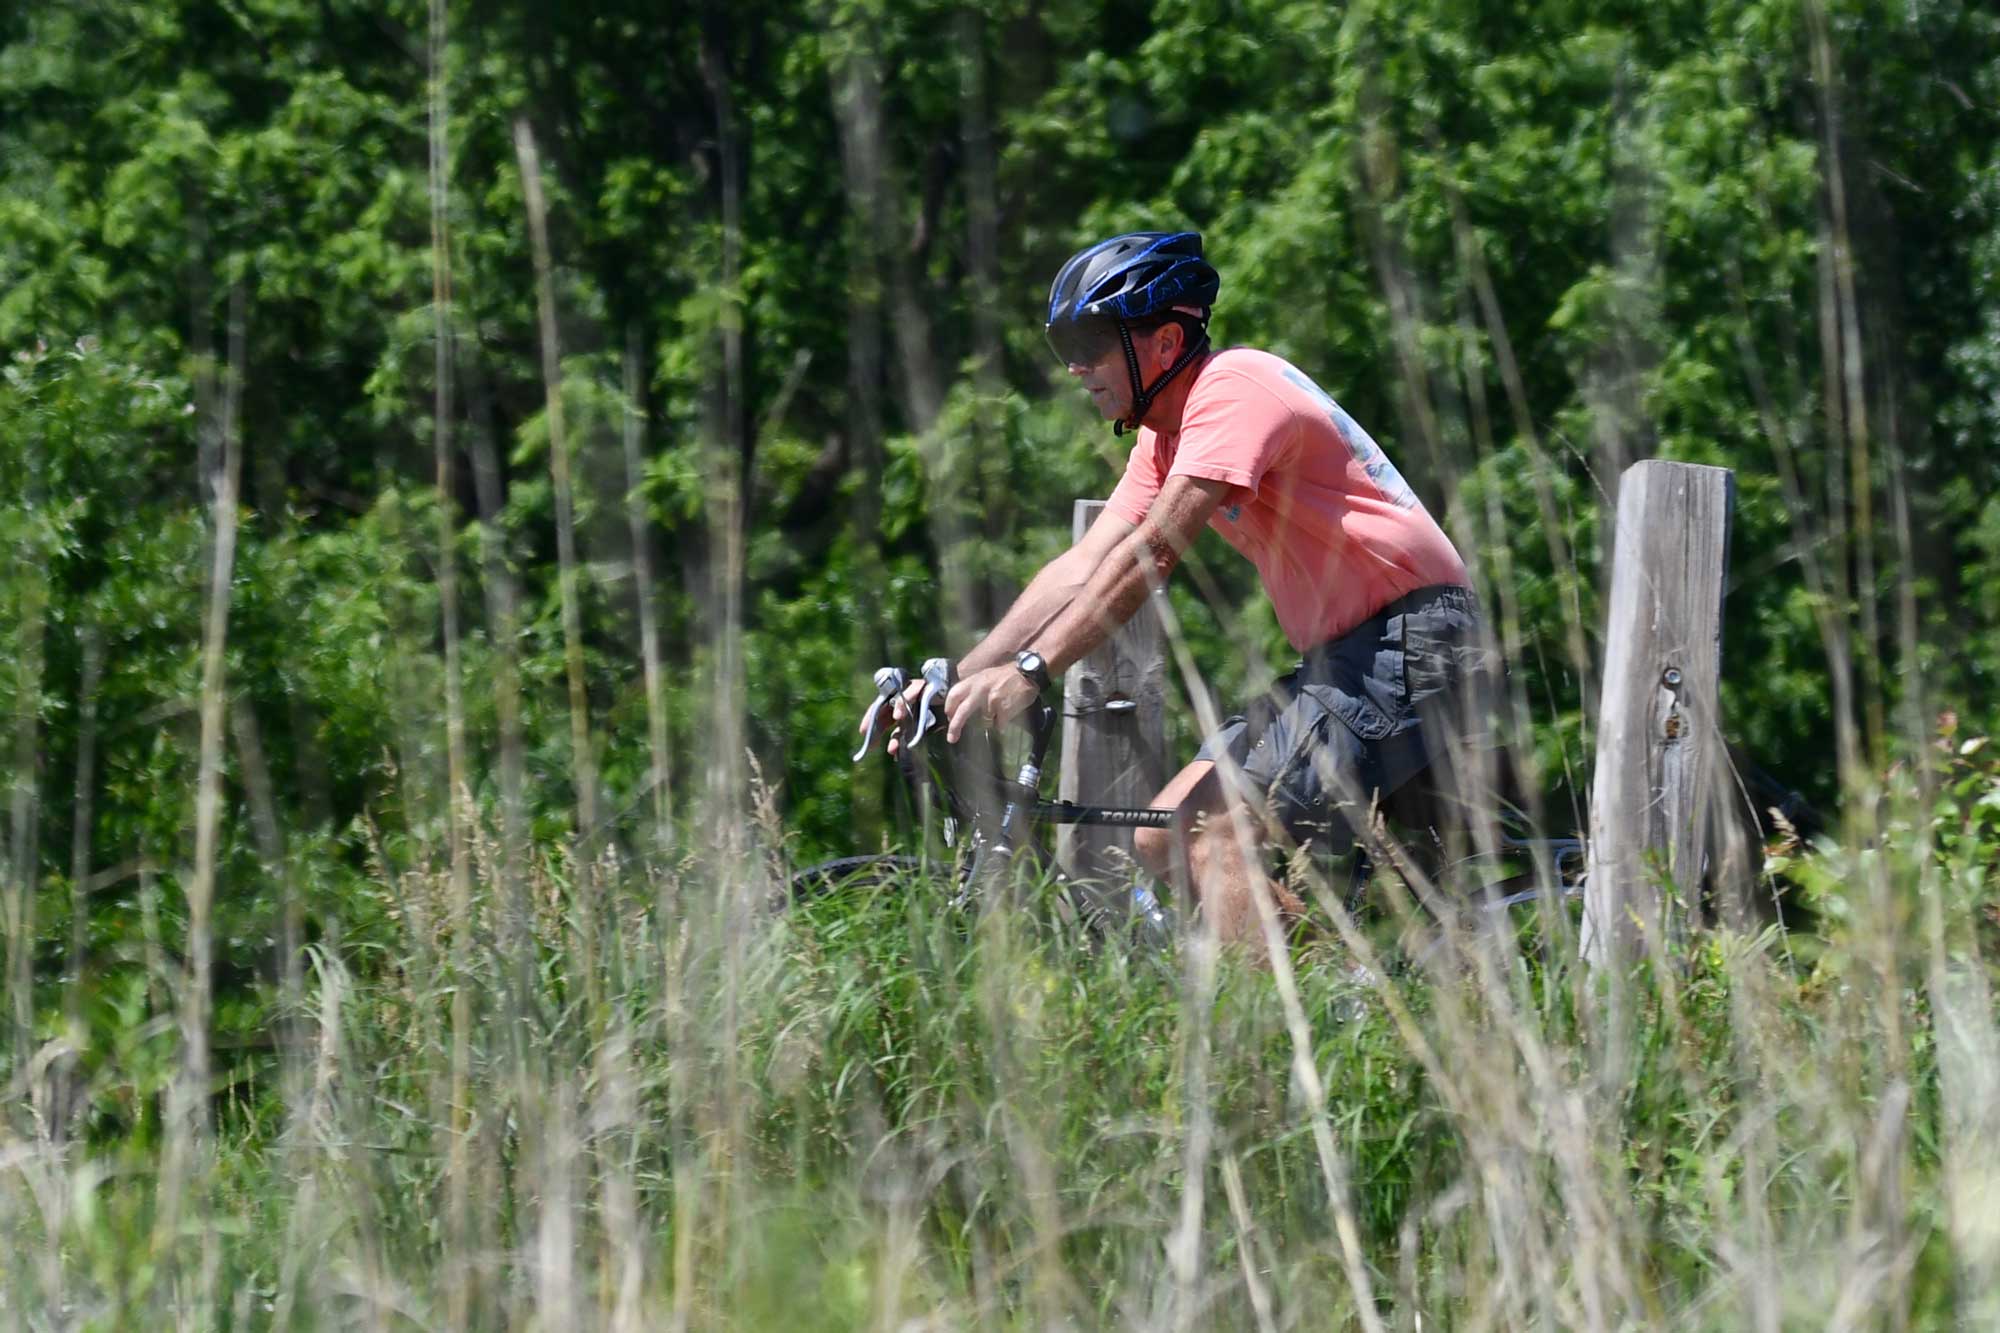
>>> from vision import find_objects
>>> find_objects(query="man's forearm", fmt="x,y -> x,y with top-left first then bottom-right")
960,476 -> 1218,680
1029,533 -> 1167,677
1024,477 -> 1221,675
958,552 -> 1093,675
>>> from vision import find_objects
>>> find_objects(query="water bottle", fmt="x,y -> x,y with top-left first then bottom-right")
1129,880 -> 1173,948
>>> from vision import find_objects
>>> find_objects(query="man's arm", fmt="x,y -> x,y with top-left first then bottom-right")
885,505 -> 1139,744
940,475 -> 1228,742
1028,474 -> 1230,676
956,505 -> 1137,675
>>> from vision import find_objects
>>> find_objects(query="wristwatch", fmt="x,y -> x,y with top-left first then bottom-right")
1014,649 -> 1052,693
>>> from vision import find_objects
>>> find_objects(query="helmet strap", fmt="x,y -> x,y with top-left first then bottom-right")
1114,321 -> 1145,437
1114,318 -> 1212,437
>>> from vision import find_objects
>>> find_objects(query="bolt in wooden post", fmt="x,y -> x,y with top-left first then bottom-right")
1583,460 -> 1735,970
1058,500 -> 1168,884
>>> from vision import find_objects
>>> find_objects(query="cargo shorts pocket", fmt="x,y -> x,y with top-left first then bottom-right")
1254,684 -> 1385,838
1261,670 -> 1397,798
1319,629 -> 1409,743
1320,678 -> 1398,742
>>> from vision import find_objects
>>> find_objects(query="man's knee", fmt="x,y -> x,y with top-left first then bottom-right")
1133,762 -> 1225,879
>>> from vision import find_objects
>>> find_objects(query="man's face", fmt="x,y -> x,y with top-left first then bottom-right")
1069,343 -> 1134,421
1062,324 -> 1178,422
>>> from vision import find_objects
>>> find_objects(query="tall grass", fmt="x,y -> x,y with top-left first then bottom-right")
3,791 -> 1995,1327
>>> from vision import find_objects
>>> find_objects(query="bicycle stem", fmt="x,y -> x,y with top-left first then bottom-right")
977,699 -> 1058,868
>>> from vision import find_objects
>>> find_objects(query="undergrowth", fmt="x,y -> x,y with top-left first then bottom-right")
5,740 -> 1998,1328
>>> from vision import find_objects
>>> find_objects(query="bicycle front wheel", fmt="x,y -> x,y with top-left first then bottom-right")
786,854 -> 926,907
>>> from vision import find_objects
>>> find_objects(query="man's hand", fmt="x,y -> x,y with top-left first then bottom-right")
945,664 -> 1040,744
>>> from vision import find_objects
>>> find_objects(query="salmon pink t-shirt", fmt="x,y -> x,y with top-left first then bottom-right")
1104,348 -> 1468,651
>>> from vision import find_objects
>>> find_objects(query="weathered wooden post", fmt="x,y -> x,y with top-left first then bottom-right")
1058,499 -> 1168,883
1582,460 -> 1735,970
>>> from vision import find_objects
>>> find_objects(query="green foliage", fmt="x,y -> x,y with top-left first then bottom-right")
6,0 -> 1996,869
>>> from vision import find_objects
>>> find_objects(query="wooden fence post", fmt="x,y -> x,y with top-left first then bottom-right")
1058,500 -> 1168,884
1582,460 -> 1735,970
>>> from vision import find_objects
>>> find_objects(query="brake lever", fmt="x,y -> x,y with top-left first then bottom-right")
907,656 -> 955,748
851,666 -> 908,762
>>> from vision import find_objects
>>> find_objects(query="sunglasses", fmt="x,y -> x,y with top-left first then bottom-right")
1045,314 -> 1127,368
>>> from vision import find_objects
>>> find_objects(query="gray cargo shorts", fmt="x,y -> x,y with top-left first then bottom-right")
1195,584 -> 1488,846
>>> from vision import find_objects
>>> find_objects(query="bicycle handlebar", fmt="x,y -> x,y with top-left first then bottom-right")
910,657 -> 954,747
852,657 -> 955,761
850,657 -> 1056,765
850,666 -> 908,762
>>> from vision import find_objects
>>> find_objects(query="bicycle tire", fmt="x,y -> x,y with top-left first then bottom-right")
787,854 -> 926,905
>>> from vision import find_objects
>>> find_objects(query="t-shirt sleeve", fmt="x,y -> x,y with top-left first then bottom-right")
1103,433 -> 1164,526
1164,367 -> 1298,497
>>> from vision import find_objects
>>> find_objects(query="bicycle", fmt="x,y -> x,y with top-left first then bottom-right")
787,658 -> 1603,959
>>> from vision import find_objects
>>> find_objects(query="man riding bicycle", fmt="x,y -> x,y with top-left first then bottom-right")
900,231 -> 1485,951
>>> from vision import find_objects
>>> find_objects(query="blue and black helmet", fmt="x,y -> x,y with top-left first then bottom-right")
1045,231 -> 1219,434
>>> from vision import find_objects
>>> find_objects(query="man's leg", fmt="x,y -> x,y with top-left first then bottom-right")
1131,758 -> 1218,889
1133,759 -> 1304,950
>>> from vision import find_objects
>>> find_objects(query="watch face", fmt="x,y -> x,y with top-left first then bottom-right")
1019,652 -> 1044,673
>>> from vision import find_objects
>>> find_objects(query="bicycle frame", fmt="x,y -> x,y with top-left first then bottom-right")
898,695 -> 1172,883
852,662 -> 1592,938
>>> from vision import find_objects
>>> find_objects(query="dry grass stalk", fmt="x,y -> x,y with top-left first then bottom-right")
623,326 -> 675,859
513,116 -> 603,1000
158,281 -> 245,1327
425,3 -> 478,1322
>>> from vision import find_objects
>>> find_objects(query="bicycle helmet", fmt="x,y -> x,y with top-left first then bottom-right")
1046,231 -> 1219,435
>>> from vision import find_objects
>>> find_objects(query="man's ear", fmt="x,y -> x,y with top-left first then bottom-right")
1153,320 -> 1184,361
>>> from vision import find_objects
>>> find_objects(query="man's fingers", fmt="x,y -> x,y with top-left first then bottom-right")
946,688 -> 975,744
